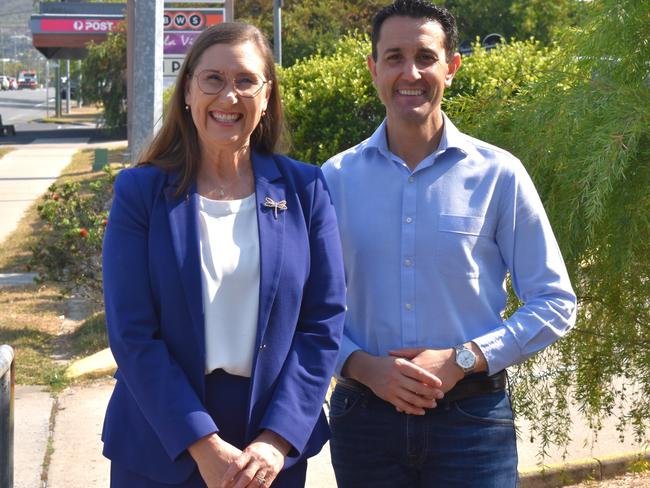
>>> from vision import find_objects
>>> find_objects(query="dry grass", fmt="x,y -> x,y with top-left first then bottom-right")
0,146 -> 124,387
0,148 -> 15,159
40,104 -> 102,125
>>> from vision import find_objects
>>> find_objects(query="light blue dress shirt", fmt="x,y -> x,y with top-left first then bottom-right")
322,114 -> 577,376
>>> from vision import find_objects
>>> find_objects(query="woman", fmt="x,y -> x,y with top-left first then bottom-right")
101,22 -> 346,488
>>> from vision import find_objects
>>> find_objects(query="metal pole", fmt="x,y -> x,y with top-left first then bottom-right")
45,60 -> 50,118
128,0 -> 164,164
55,61 -> 61,118
273,0 -> 282,66
65,59 -> 71,114
77,59 -> 82,108
224,0 -> 234,22
0,345 -> 15,488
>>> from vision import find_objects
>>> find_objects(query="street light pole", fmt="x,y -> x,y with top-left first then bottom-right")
273,0 -> 283,66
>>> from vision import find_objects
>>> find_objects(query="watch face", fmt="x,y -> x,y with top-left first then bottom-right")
457,349 -> 476,369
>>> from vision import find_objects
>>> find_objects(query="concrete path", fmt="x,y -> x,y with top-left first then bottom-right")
14,385 -> 53,488
0,139 -> 88,246
12,379 -> 648,488
0,139 -> 127,248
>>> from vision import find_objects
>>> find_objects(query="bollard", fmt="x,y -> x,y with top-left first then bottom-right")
93,148 -> 109,172
0,345 -> 14,488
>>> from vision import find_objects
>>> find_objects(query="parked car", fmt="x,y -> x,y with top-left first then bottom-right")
0,76 -> 9,90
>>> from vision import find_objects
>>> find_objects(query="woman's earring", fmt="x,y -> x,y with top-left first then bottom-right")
261,109 -> 267,117
185,104 -> 190,112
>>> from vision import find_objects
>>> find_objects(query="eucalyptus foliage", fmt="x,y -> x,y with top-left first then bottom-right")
446,0 -> 650,452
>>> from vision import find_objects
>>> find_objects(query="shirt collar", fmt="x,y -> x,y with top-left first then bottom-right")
362,112 -> 475,164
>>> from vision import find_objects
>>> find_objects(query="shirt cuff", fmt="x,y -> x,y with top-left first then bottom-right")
334,334 -> 361,376
472,326 -> 521,375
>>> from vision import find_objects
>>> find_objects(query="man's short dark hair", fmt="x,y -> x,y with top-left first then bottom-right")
371,0 -> 458,62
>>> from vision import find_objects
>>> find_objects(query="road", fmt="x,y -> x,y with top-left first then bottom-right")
0,88 -> 123,145
0,87 -> 55,124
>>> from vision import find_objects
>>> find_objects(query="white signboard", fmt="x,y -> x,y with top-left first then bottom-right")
163,56 -> 185,78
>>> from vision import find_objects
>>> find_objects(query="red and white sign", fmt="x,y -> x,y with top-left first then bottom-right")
163,9 -> 224,32
40,18 -> 120,33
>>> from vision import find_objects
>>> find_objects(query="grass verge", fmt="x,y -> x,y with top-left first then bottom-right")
0,148 -> 15,159
0,145 -> 124,388
40,104 -> 102,125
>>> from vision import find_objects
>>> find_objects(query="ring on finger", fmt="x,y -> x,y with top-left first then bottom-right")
255,475 -> 267,485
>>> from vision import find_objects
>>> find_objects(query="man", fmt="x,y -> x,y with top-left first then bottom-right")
321,0 -> 577,486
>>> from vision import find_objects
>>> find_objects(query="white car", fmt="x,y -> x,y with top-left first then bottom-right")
0,76 -> 9,90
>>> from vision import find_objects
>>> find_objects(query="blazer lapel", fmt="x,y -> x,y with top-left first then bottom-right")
165,175 -> 205,359
253,151 -> 286,349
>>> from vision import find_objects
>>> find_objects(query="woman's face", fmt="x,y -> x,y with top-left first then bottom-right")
185,41 -> 271,154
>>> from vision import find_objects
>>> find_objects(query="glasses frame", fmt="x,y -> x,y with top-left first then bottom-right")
193,69 -> 270,98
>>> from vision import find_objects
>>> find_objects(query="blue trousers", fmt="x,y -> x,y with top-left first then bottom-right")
329,380 -> 518,488
110,370 -> 307,487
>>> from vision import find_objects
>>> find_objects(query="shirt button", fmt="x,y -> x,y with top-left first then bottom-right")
405,303 -> 413,311
405,216 -> 413,224
404,259 -> 412,267
259,344 -> 267,350
408,176 -> 414,183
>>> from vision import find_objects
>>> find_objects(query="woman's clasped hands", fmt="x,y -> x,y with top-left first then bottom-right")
189,430 -> 290,488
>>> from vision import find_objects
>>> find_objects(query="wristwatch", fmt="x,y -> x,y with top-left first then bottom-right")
454,344 -> 477,376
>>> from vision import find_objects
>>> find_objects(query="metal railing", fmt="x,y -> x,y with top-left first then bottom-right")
0,345 -> 14,488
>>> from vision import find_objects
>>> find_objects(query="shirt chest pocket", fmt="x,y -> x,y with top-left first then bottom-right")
435,214 -> 496,278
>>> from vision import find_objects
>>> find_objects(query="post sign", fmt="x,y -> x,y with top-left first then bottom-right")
40,18 -> 120,33
163,8 -> 224,79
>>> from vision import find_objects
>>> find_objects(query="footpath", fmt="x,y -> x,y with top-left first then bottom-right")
1,139 -> 648,488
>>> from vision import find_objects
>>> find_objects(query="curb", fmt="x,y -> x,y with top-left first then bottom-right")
65,348 -> 116,380
518,450 -> 650,487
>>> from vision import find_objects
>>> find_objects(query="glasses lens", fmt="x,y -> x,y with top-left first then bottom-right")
198,71 -> 225,94
235,74 -> 264,97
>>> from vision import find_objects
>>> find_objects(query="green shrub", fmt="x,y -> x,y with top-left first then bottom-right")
30,166 -> 118,303
281,35 -> 383,165
281,34 -> 554,165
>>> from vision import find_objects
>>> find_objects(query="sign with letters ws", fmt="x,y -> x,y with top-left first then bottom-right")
163,8 -> 224,77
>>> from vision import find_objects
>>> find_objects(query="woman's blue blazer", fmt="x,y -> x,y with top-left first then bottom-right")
101,151 -> 346,484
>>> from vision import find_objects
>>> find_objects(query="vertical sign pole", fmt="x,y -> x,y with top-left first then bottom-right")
128,0 -> 164,164
273,0 -> 282,66
65,59 -> 71,114
45,60 -> 50,119
225,0 -> 234,22
55,61 -> 61,118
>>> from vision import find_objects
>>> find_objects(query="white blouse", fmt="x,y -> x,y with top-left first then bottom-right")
197,193 -> 260,377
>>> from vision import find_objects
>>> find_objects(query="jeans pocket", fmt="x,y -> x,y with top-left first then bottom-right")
329,384 -> 366,421
453,392 -> 515,426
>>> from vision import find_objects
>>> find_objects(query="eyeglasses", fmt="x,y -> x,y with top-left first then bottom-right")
194,69 -> 269,98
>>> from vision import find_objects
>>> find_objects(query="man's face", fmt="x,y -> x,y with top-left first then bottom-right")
368,16 -> 461,127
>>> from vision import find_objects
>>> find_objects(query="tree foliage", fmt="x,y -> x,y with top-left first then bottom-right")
446,0 -> 650,448
80,22 -> 127,130
442,0 -> 586,44
236,0 -> 384,66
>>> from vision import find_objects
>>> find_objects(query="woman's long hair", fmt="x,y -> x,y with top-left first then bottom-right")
138,22 -> 286,195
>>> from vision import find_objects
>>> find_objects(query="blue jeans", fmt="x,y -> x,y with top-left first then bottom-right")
329,380 -> 518,488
